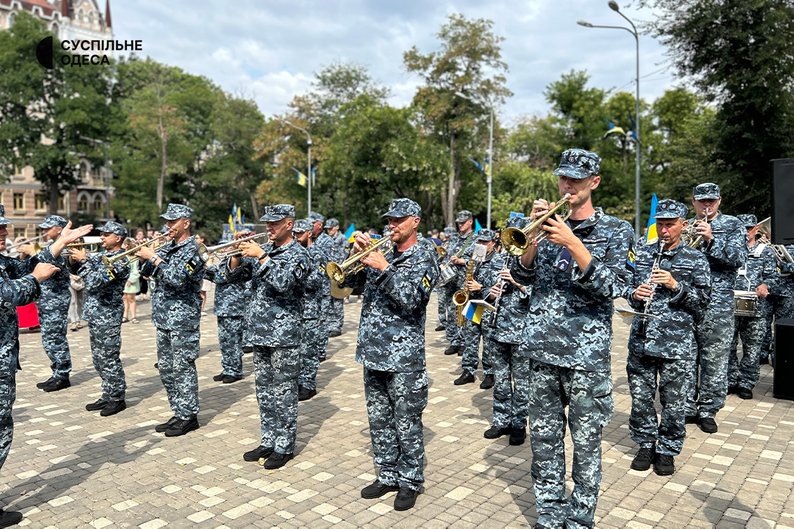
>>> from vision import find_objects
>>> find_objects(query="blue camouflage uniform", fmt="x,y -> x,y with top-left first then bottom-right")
729,214 -> 779,393
477,234 -> 531,435
442,216 -> 476,348
314,214 -> 344,335
684,183 -> 748,421
436,226 -> 456,327
140,204 -> 206,423
343,198 -> 439,493
0,205 -> 42,470
36,215 -> 72,384
765,246 -> 794,361
206,255 -> 252,380
72,222 -> 131,405
239,205 -> 309,458
511,149 -> 633,529
625,200 -> 711,459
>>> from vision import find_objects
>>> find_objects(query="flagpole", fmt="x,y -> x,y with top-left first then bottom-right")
487,107 -> 494,230
279,119 -> 313,215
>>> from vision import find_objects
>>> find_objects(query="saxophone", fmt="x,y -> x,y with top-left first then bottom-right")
453,258 -> 476,326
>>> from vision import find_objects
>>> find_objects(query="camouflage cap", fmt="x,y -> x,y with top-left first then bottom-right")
737,214 -> 758,228
98,220 -> 128,238
654,199 -> 688,220
292,218 -> 312,233
160,203 -> 193,220
476,228 -> 498,242
324,218 -> 339,228
553,148 -> 602,180
38,214 -> 68,229
506,215 -> 527,228
382,198 -> 421,218
260,204 -> 295,222
455,210 -> 473,223
0,204 -> 10,225
308,211 -> 326,223
443,225 -> 456,236
693,182 -> 721,200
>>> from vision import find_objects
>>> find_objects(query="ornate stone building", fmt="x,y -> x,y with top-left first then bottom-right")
0,0 -> 113,238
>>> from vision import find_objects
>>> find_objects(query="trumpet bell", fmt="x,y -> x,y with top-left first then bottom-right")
500,227 -> 529,257
326,262 -> 346,284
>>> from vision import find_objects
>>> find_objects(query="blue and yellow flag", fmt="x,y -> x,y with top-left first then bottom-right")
474,218 -> 482,233
463,301 -> 485,325
345,224 -> 357,243
292,168 -> 307,187
228,213 -> 235,235
645,193 -> 658,244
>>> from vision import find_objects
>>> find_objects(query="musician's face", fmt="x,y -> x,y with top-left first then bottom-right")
559,175 -> 600,207
100,232 -> 122,250
43,226 -> 61,241
294,230 -> 311,247
387,215 -> 419,244
456,218 -> 472,233
266,218 -> 294,244
166,218 -> 190,238
658,218 -> 685,247
692,198 -> 720,218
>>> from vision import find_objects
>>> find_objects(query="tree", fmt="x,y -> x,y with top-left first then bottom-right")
640,0 -> 794,216
404,13 -> 512,225
0,12 -> 119,214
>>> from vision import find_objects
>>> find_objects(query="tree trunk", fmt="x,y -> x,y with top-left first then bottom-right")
445,133 -> 456,226
156,112 -> 167,212
47,176 -> 60,216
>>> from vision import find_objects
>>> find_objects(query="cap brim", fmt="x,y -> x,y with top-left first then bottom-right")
693,194 -> 720,200
260,215 -> 286,222
553,166 -> 590,179
654,214 -> 682,220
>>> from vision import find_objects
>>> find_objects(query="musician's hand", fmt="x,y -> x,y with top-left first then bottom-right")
498,269 -> 517,286
466,279 -> 482,292
450,256 -> 466,266
651,269 -> 677,290
542,214 -> 578,248
361,250 -> 389,271
239,241 -> 264,259
234,231 -> 254,240
633,284 -> 654,301
353,232 -> 371,253
69,247 -> 87,263
136,246 -> 155,261
60,221 -> 94,244
31,263 -> 60,282
757,283 -> 769,298
530,199 -> 550,221
489,282 -> 504,299
696,219 -> 713,242
17,244 -> 36,257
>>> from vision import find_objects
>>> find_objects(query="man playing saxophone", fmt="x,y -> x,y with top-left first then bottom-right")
683,183 -> 747,434
625,200 -> 711,476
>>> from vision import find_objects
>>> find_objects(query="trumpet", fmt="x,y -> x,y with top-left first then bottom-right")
682,207 -> 712,249
103,232 -> 170,267
326,233 -> 392,285
501,194 -> 572,256
205,233 -> 269,258
6,234 -> 45,251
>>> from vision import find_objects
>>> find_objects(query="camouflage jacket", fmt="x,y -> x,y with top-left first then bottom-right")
690,212 -> 747,294
36,245 -> 71,311
0,255 -> 40,373
303,243 -> 330,320
441,231 -> 476,289
734,241 -> 778,317
344,238 -> 439,372
774,245 -> 794,297
475,251 -> 530,345
512,208 -> 633,372
240,239 -> 309,347
206,256 -> 252,318
314,232 -> 344,263
331,232 -> 349,258
73,249 -> 130,325
627,242 -> 712,360
140,236 -> 206,330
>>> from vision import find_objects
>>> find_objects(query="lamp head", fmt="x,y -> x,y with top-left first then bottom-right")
608,1 -> 620,11
577,20 -> 594,27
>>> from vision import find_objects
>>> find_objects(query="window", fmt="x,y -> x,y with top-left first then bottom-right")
58,195 -> 66,212
92,194 -> 104,213
35,194 -> 47,210
13,193 -> 24,210
78,195 -> 88,212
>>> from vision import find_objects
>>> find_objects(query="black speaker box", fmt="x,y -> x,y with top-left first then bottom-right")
772,158 -> 794,245
773,318 -> 794,401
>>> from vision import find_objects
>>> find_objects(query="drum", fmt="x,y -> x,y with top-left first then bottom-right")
733,290 -> 758,317
436,264 -> 457,287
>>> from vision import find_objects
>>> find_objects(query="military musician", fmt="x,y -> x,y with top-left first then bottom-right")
441,210 -> 475,355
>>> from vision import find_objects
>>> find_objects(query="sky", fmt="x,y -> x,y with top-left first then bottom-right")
110,0 -> 682,126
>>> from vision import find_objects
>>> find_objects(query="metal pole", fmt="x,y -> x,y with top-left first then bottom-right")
279,119 -> 313,216
487,108 -> 494,230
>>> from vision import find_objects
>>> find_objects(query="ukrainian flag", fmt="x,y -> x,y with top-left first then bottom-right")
292,168 -> 307,187
645,193 -> 658,244
463,301 -> 484,325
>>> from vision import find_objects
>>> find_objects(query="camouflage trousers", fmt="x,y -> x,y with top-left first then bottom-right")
437,287 -> 450,327
328,297 -> 344,334
729,316 -> 767,390
39,308 -> 71,380
486,339 -> 529,430
298,318 -> 328,391
254,345 -> 300,455
685,298 -> 734,419
89,324 -> 126,402
156,327 -> 200,420
443,287 -> 463,346
528,361 -> 613,529
0,369 -> 16,471
627,353 -> 692,457
363,368 -> 428,492
217,316 -> 244,378
460,321 -> 492,376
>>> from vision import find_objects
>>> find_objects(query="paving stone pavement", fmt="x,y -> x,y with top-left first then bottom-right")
5,293 -> 794,528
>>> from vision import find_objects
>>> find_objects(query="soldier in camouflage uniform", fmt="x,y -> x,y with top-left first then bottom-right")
435,226 -> 456,331
474,220 -> 531,445
233,205 -> 309,470
293,218 -> 330,401
138,203 -> 206,437
454,229 -> 497,388
764,246 -> 794,363
625,200 -> 711,477
0,205 -> 80,527
441,211 -> 476,355
69,221 -> 131,417
206,246 -> 253,384
728,214 -> 778,400
32,215 -> 74,392
311,213 -> 343,337
683,183 -> 747,434
343,198 -> 438,512
511,149 -> 633,529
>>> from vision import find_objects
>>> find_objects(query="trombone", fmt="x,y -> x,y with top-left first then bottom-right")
501,194 -> 572,256
326,233 -> 392,285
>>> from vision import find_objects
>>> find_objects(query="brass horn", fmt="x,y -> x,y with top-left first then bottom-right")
500,194 -> 572,256
326,233 -> 392,285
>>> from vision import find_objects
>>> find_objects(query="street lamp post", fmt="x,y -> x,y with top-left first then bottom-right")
578,1 -> 641,239
456,92 -> 495,229
279,119 -> 313,216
